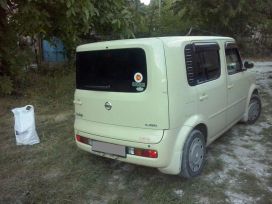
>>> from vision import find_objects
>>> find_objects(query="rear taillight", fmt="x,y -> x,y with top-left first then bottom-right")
76,135 -> 90,144
127,147 -> 158,158
75,136 -> 158,159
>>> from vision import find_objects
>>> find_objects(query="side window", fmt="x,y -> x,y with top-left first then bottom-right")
225,48 -> 242,75
185,43 -> 221,86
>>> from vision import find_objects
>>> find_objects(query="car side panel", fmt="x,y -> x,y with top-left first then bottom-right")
241,83 -> 258,122
161,40 -> 197,130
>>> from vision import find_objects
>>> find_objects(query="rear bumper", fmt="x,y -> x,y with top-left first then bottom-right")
74,128 -> 178,169
74,119 -> 164,144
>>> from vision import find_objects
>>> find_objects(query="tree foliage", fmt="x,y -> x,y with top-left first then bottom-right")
9,0 -> 136,52
0,0 -> 271,95
0,0 -> 140,94
0,1 -> 34,94
173,0 -> 257,36
138,0 -> 271,39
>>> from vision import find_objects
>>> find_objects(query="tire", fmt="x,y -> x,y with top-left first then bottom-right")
247,94 -> 262,125
179,129 -> 206,178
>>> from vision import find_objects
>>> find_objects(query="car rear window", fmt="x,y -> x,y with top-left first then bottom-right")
76,48 -> 147,92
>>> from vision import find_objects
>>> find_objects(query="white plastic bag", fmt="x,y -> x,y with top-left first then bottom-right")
11,105 -> 40,145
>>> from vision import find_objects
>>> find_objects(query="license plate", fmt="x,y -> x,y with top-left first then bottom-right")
92,141 -> 126,157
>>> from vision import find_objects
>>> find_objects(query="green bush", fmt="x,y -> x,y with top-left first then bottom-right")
0,30 -> 33,95
23,62 -> 75,111
0,75 -> 13,95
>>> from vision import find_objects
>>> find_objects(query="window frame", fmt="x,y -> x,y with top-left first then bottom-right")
185,42 -> 221,86
224,42 -> 243,75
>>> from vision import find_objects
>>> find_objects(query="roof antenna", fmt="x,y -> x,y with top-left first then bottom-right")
186,27 -> 193,36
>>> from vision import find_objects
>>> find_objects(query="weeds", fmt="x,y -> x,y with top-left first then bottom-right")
0,62 -> 272,203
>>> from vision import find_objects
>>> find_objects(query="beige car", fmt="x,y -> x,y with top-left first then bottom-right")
74,36 -> 261,178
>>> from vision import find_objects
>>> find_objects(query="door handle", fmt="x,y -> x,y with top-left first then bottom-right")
73,100 -> 82,105
227,84 -> 234,89
199,94 -> 208,101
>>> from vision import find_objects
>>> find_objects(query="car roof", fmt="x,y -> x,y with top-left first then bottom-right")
77,36 -> 234,52
158,36 -> 233,42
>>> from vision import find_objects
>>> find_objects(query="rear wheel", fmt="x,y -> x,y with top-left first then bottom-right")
247,94 -> 261,124
179,129 -> 206,178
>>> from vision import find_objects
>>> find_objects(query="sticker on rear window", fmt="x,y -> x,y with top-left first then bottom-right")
136,87 -> 144,91
132,81 -> 146,92
134,72 -> 143,83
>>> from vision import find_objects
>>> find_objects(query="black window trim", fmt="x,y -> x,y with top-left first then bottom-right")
225,42 -> 237,49
185,42 -> 221,86
193,42 -> 220,52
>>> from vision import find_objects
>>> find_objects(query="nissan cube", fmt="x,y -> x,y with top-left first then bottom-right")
74,36 -> 261,178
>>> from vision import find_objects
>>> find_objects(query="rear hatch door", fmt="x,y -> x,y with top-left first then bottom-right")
74,38 -> 169,130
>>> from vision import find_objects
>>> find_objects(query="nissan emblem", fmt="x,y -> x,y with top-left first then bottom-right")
104,102 -> 112,110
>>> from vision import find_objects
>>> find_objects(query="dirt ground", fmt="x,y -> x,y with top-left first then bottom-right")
0,62 -> 271,204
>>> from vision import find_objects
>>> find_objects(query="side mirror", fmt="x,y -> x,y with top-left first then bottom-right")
244,61 -> 254,69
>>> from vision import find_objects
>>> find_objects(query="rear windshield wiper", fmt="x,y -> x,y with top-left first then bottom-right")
84,85 -> 111,89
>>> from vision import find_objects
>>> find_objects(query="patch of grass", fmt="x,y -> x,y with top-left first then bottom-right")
178,178 -> 228,204
108,196 -> 131,204
235,172 -> 271,203
203,156 -> 224,175
241,143 -> 255,149
140,176 -> 182,203
268,171 -> 272,189
227,169 -> 239,178
0,66 -> 79,203
214,131 -> 233,145
27,68 -> 75,113
132,174 -> 229,204
261,127 -> 272,144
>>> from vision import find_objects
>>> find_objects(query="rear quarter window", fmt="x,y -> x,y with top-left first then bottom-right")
76,48 -> 147,92
185,43 -> 221,86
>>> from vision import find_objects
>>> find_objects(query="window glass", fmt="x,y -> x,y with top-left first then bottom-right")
76,48 -> 147,92
225,48 -> 242,75
185,43 -> 221,86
